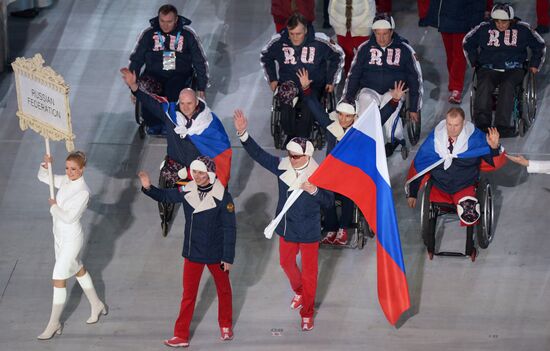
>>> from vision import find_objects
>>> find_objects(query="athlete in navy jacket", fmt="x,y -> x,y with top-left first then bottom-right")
463,3 -> 546,134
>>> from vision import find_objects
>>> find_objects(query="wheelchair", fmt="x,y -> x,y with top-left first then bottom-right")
270,90 -> 335,150
158,159 -> 190,237
380,91 -> 421,160
469,67 -> 536,137
419,178 -> 494,262
398,91 -> 422,146
320,201 -> 374,250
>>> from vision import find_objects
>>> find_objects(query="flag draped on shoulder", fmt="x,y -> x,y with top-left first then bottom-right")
404,120 -> 503,195
155,96 -> 232,187
309,102 -> 410,325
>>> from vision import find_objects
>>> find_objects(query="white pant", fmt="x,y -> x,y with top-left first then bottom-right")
356,88 -> 404,143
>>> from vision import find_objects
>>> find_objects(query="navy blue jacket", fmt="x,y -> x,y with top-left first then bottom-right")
133,89 -> 201,166
342,33 -> 422,113
142,183 -> 236,264
129,15 -> 209,91
425,0 -> 487,33
260,24 -> 344,89
241,135 -> 334,243
463,20 -> 546,71
303,89 -> 399,155
408,148 -> 499,198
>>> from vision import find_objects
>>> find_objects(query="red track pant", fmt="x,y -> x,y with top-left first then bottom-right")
279,236 -> 319,318
430,185 -> 477,226
538,0 -> 549,26
418,0 -> 430,19
336,32 -> 369,75
173,259 -> 232,339
441,32 -> 467,93
375,0 -> 392,13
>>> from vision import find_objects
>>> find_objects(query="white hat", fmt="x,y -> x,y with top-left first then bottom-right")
336,102 -> 356,115
491,3 -> 514,20
190,156 -> 217,184
372,14 -> 395,30
286,137 -> 314,157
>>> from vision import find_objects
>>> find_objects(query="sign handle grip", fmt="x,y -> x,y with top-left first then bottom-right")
44,137 -> 55,199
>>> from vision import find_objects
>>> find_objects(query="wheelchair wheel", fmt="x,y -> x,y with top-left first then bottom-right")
406,111 -> 421,146
135,100 -> 146,139
158,172 -> 175,237
311,122 -> 326,150
420,180 -> 436,250
475,178 -> 494,249
401,145 -> 409,160
518,118 -> 527,137
522,71 -> 537,125
470,71 -> 477,124
270,95 -> 286,149
323,91 -> 336,113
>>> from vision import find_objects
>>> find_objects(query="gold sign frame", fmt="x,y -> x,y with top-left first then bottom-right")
11,53 -> 74,151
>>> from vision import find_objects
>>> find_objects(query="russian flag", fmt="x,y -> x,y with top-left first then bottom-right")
309,102 -> 410,325
187,113 -> 232,187
155,95 -> 232,187
405,121 -> 506,194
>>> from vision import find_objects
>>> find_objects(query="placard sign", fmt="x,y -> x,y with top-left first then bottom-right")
11,54 -> 74,151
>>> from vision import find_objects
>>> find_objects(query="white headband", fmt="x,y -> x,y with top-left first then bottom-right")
190,159 -> 217,184
286,140 -> 314,157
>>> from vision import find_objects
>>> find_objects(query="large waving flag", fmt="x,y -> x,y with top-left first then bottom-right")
309,102 -> 410,325
155,96 -> 232,187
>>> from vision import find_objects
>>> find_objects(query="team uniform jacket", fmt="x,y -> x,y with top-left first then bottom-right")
133,89 -> 203,167
342,33 -> 423,113
240,135 -> 333,243
463,20 -> 546,70
260,24 -> 344,89
143,180 -> 236,264
129,15 -> 209,91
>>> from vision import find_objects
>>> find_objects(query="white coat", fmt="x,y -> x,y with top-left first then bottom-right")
527,160 -> 550,174
328,0 -> 376,37
38,165 -> 90,279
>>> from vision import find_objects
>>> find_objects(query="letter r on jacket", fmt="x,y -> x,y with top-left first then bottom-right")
283,47 -> 297,64
369,48 -> 383,65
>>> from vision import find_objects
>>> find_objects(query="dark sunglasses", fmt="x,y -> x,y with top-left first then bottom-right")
288,153 -> 305,160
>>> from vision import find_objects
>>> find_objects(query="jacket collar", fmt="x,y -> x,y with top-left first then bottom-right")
278,157 -> 319,190
183,180 -> 225,213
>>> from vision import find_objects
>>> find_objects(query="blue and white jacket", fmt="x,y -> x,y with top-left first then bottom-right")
463,20 -> 546,71
343,33 -> 423,113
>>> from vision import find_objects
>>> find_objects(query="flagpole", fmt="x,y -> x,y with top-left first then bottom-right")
44,137 -> 55,199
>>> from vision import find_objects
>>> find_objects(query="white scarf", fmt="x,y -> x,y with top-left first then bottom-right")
173,101 -> 213,138
433,119 -> 475,170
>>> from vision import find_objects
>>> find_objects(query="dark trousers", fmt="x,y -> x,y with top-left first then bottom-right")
324,193 -> 354,232
140,71 -> 193,128
280,86 -> 323,140
474,68 -> 524,128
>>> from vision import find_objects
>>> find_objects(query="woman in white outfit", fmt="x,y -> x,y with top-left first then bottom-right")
37,151 -> 106,340
506,154 -> 550,174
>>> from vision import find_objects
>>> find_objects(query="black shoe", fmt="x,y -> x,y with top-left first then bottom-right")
323,21 -> 331,29
497,126 -> 518,138
385,142 -> 397,157
536,25 -> 549,34
418,18 -> 429,27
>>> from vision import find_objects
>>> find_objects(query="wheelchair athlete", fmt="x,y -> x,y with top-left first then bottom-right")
463,2 -> 546,137
342,14 -> 422,154
261,12 -> 344,142
405,108 -> 501,256
297,68 -> 405,245
129,4 -> 208,135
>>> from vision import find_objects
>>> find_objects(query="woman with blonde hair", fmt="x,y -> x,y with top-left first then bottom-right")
36,151 -> 106,340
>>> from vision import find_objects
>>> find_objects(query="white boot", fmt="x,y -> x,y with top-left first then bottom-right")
37,287 -> 66,340
76,272 -> 107,324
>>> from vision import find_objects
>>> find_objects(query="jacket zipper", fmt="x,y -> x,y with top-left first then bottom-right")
437,0 -> 443,29
188,213 -> 194,256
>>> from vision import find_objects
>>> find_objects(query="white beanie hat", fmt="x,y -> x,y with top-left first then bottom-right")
190,156 -> 217,184
286,137 -> 314,157
372,14 -> 395,30
336,102 -> 356,115
491,3 -> 514,20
